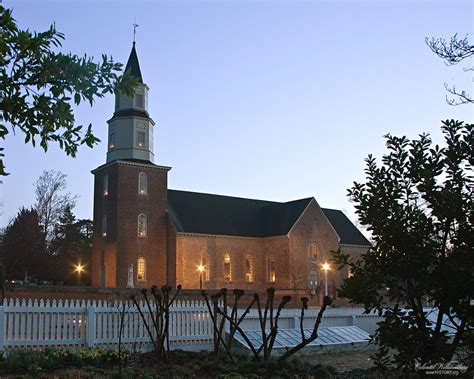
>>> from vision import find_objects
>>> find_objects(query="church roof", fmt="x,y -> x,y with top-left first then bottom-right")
124,43 -> 143,83
321,208 -> 371,246
167,189 -> 371,246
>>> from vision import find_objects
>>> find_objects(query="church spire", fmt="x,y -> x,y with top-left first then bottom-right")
124,42 -> 143,83
106,41 -> 154,164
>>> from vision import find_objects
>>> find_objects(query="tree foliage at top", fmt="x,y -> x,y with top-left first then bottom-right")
426,34 -> 474,105
333,120 -> 473,369
0,5 -> 137,175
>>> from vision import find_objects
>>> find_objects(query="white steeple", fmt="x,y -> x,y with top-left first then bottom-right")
106,43 -> 155,163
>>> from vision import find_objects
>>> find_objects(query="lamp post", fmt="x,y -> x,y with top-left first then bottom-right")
197,264 -> 205,290
321,262 -> 330,296
74,263 -> 84,285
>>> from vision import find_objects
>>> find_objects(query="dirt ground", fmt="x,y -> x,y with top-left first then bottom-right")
299,350 -> 376,371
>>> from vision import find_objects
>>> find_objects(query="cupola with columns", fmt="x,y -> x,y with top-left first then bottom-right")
106,42 -> 155,163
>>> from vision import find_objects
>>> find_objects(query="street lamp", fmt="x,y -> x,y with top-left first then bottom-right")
74,263 -> 84,285
197,264 -> 205,290
321,262 -> 330,296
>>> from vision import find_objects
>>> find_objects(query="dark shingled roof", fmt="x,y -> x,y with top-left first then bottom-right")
124,43 -> 143,83
319,208 -> 371,246
167,189 -> 370,246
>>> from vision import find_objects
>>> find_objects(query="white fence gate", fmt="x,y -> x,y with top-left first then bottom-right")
0,299 -> 384,352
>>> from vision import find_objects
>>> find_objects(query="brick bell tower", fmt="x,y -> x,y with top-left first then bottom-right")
91,43 -> 172,288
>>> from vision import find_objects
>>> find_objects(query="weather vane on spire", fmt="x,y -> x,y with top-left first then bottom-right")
133,19 -> 139,44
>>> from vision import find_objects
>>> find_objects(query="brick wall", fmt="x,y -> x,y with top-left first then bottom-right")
176,233 -> 289,292
288,199 -> 340,303
91,161 -> 171,289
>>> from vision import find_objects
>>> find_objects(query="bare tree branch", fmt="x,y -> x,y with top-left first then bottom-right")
426,34 -> 474,106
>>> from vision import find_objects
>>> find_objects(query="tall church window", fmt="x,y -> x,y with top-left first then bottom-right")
245,255 -> 254,283
137,257 -> 146,281
267,256 -> 276,283
202,253 -> 210,282
138,214 -> 147,237
138,172 -> 148,195
224,253 -> 231,282
101,215 -> 107,238
103,174 -> 108,196
309,242 -> 320,262
135,93 -> 144,108
136,131 -> 146,148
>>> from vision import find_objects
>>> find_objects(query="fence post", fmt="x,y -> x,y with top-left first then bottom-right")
0,306 -> 4,353
292,309 -> 300,329
351,314 -> 356,326
86,306 -> 96,347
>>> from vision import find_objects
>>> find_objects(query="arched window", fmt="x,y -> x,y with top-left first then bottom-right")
103,174 -> 108,196
101,215 -> 107,238
137,257 -> 146,281
308,267 -> 319,288
137,214 -> 147,237
309,242 -> 320,262
138,172 -> 148,195
202,253 -> 210,282
245,255 -> 254,283
224,253 -> 231,282
267,256 -> 276,283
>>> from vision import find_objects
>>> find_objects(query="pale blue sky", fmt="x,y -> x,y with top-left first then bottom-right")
1,0 -> 473,228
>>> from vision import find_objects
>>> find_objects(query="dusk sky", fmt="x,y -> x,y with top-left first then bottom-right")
1,0 -> 472,229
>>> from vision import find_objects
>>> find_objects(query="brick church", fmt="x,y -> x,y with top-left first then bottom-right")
91,44 -> 370,298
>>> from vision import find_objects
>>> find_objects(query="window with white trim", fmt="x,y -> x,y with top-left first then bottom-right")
135,93 -> 144,108
103,174 -> 108,196
109,133 -> 115,150
137,257 -> 146,281
245,254 -> 254,283
101,215 -> 107,238
137,214 -> 147,237
136,131 -> 146,148
138,172 -> 148,195
309,242 -> 320,262
224,253 -> 231,282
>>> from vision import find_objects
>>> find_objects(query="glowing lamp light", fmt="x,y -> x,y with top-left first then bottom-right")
74,263 -> 84,273
321,262 -> 330,297
197,264 -> 205,290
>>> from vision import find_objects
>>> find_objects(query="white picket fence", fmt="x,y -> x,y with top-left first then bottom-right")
0,299 -> 383,352
0,298 -> 214,352
235,307 -> 383,335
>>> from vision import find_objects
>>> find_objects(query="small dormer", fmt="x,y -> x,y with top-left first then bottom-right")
106,43 -> 155,163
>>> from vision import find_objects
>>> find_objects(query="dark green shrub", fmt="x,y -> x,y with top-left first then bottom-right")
4,349 -> 43,374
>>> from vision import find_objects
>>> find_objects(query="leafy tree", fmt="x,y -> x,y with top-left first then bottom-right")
2,207 -> 46,281
50,205 -> 92,285
426,34 -> 474,105
333,120 -> 473,369
0,5 -> 137,175
34,170 -> 77,244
